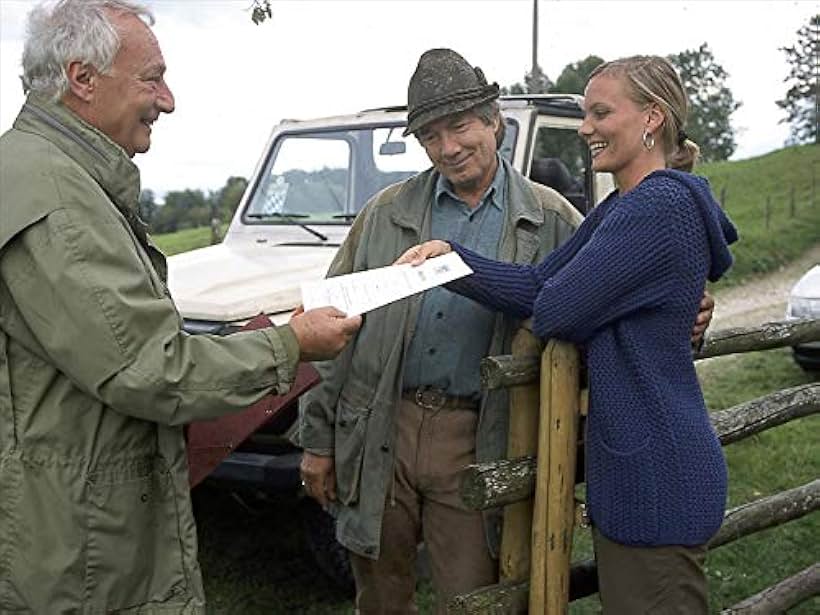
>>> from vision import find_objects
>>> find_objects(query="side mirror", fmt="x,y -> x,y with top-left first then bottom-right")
379,141 -> 406,156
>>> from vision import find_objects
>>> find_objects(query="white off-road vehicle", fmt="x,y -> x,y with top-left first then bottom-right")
168,95 -> 613,590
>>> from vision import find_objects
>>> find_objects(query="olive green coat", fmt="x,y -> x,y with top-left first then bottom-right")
0,96 -> 300,614
298,160 -> 581,559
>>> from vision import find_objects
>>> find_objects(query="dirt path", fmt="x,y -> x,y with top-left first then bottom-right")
710,244 -> 820,330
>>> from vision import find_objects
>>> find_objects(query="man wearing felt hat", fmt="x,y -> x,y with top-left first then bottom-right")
297,47 -> 582,613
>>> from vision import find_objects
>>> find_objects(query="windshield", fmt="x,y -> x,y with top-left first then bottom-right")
244,121 -> 519,225
244,126 -> 429,225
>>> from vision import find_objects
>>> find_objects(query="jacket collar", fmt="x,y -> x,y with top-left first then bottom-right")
14,94 -> 146,235
389,156 -> 545,237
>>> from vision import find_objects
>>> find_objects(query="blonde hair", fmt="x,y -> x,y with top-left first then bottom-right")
589,55 -> 700,172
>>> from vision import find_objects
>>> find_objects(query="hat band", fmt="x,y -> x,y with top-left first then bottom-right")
407,83 -> 500,126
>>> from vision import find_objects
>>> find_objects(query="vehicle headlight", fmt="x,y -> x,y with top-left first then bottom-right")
787,297 -> 820,319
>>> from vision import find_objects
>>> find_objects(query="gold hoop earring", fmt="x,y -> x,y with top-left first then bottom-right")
642,130 -> 655,151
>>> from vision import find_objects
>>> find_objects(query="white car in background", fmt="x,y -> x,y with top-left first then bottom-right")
786,264 -> 820,372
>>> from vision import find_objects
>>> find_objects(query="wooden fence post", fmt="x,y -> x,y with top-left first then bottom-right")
764,196 -> 771,229
500,327 -> 542,583
720,185 -> 728,209
530,341 -> 580,615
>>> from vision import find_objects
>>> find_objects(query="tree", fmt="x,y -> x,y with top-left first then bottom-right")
213,176 -> 248,221
501,65 -> 552,95
151,189 -> 209,234
502,55 -> 604,97
524,65 -> 551,94
250,0 -> 272,25
551,55 -> 604,95
668,43 -> 741,162
777,14 -> 819,145
138,189 -> 157,225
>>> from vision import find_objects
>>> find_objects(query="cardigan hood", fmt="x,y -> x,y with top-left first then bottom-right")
658,169 -> 739,282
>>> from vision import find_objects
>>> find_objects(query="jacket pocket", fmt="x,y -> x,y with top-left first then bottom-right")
0,331 -> 11,452
84,457 -> 186,611
334,400 -> 371,506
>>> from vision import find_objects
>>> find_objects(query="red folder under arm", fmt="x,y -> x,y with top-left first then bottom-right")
186,313 -> 319,487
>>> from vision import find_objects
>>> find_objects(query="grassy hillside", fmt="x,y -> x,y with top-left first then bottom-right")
697,143 -> 820,286
153,225 -> 224,256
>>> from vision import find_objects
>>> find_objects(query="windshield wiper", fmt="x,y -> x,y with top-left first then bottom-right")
332,213 -> 358,220
246,212 -> 328,241
247,212 -> 310,219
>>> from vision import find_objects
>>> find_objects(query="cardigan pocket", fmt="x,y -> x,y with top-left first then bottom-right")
594,405 -> 651,456
84,456 -> 186,611
334,399 -> 371,506
588,437 -> 659,545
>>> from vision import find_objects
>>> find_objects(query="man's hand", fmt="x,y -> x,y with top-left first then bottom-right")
300,452 -> 337,509
289,306 -> 361,361
692,291 -> 715,346
394,240 -> 452,266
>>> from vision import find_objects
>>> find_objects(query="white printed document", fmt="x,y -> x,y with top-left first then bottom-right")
301,252 -> 473,316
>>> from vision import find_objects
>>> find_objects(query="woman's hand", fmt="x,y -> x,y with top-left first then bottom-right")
691,291 -> 714,346
393,240 -> 452,266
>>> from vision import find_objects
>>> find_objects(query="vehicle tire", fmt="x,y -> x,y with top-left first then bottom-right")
300,498 -> 355,597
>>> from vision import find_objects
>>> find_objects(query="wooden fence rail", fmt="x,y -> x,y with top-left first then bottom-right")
449,317 -> 820,614
695,318 -> 820,360
722,563 -> 820,614
460,382 -> 819,511
449,479 -> 820,613
480,318 -> 820,391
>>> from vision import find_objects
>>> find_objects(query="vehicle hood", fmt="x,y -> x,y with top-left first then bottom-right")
791,264 -> 820,299
167,243 -> 337,322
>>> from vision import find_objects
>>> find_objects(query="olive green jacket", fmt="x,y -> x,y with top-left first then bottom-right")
0,96 -> 300,614
297,160 -> 581,559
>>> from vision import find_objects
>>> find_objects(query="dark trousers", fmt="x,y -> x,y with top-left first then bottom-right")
593,526 -> 709,614
349,399 -> 496,615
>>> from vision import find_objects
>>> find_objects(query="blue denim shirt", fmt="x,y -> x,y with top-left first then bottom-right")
402,156 -> 506,398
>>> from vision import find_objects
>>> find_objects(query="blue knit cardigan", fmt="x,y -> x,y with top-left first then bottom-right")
448,170 -> 738,546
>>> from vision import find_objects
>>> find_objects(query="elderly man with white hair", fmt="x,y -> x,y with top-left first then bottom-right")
0,1 -> 360,612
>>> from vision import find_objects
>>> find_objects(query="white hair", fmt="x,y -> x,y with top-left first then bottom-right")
21,0 -> 154,101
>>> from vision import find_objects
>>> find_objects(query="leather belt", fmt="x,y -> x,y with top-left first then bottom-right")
402,387 -> 479,411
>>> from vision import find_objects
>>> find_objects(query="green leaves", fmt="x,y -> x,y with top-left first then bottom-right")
776,14 -> 819,145
668,43 -> 742,162
250,0 -> 273,25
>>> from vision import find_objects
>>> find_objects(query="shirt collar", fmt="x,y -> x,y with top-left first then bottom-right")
435,153 -> 505,211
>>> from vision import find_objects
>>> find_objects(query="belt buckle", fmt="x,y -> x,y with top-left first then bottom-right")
415,387 -> 446,411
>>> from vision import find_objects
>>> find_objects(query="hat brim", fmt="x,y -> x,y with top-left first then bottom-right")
403,90 -> 499,137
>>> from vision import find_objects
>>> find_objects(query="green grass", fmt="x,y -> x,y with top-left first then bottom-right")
697,143 -> 820,288
152,225 -> 225,256
193,490 -> 354,614
700,350 -> 819,614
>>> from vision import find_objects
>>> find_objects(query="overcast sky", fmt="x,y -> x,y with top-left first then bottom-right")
0,0 -> 816,196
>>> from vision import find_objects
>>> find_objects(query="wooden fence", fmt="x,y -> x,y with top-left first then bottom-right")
718,174 -> 817,230
447,317 -> 820,614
